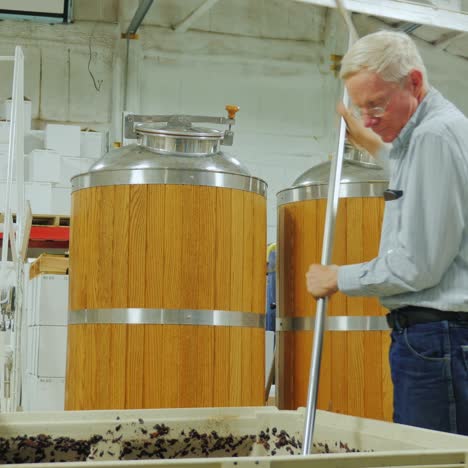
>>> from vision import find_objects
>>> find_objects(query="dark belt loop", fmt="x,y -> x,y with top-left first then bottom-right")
386,311 -> 405,331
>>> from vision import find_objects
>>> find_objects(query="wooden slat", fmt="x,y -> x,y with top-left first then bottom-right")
87,188 -> 102,309
214,188 -> 232,311
128,185 -> 147,307
241,191 -> 254,314
196,327 -> 214,406
230,190 -> 244,311
108,325 -> 127,409
228,327 -> 242,405
346,198 -> 365,417
252,195 -> 267,313
163,186 -> 184,309
250,329 -> 265,405
330,200 -> 348,415
196,186 -> 216,310
112,185 -> 130,308
143,325 -> 164,407
97,186 -> 114,307
125,325 -> 144,408
213,328 -> 231,407
362,198 -> 383,420
145,185 -> 165,308
178,325 -> 199,408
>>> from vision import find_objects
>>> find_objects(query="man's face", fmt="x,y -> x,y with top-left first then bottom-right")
345,70 -> 420,143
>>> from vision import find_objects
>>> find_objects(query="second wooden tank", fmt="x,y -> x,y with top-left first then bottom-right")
276,146 -> 393,421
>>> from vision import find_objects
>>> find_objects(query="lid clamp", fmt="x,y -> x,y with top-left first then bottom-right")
124,105 -> 240,146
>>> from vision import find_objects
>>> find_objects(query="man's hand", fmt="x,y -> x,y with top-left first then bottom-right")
337,102 -> 383,157
306,264 -> 339,299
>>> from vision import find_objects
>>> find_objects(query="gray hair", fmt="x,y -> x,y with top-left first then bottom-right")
340,31 -> 428,87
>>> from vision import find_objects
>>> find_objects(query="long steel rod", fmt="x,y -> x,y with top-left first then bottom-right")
302,0 -> 358,454
126,0 -> 154,35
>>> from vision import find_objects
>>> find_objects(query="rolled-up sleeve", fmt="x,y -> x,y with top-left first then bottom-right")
338,132 -> 467,297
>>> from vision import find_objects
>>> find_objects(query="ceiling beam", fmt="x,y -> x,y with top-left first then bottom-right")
433,30 -> 467,49
294,0 -> 468,33
172,0 -> 221,33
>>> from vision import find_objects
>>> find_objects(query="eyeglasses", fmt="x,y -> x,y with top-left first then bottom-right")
351,88 -> 399,119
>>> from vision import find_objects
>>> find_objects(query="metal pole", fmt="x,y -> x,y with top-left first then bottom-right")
127,0 -> 154,36
302,0 -> 358,454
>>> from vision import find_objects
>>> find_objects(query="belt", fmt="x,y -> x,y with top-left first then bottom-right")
386,306 -> 468,329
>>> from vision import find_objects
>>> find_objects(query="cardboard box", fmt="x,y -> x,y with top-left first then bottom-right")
29,254 -> 69,280
45,124 -> 80,156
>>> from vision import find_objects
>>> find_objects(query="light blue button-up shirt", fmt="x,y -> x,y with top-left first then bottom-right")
338,88 -> 468,312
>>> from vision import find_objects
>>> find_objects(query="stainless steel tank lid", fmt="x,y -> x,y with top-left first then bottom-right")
71,109 -> 266,196
277,144 -> 389,204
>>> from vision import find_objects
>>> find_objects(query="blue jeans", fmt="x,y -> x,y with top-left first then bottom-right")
390,320 -> 468,435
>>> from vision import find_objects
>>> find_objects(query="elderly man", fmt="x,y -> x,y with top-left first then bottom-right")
306,31 -> 468,435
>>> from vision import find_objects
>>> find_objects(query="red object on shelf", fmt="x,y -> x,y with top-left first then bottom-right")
0,226 -> 69,249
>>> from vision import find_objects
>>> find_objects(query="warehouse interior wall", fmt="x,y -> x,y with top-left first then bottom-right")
1,0 -> 468,241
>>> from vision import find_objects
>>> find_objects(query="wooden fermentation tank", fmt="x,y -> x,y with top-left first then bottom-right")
66,111 -> 267,410
276,149 -> 392,421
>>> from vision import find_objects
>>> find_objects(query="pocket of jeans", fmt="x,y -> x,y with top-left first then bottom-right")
403,328 -> 448,361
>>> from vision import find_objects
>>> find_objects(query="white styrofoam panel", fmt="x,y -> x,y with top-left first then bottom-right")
80,130 -> 109,158
36,326 -> 68,378
60,156 -> 94,186
45,124 -> 81,157
0,121 -> 10,143
51,186 -> 71,215
25,130 -> 45,154
23,375 -> 65,412
27,149 -> 61,183
31,275 -> 69,326
26,181 -> 53,214
2,99 -> 32,132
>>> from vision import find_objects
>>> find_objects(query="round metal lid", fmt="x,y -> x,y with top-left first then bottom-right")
136,123 -> 223,139
292,144 -> 388,187
277,144 -> 389,205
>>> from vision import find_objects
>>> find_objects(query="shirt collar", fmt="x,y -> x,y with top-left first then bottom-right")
391,87 -> 438,151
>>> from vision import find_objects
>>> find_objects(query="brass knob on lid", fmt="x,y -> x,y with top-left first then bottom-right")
225,105 -> 240,119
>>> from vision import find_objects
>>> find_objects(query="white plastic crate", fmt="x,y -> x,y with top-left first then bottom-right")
0,407 -> 467,466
